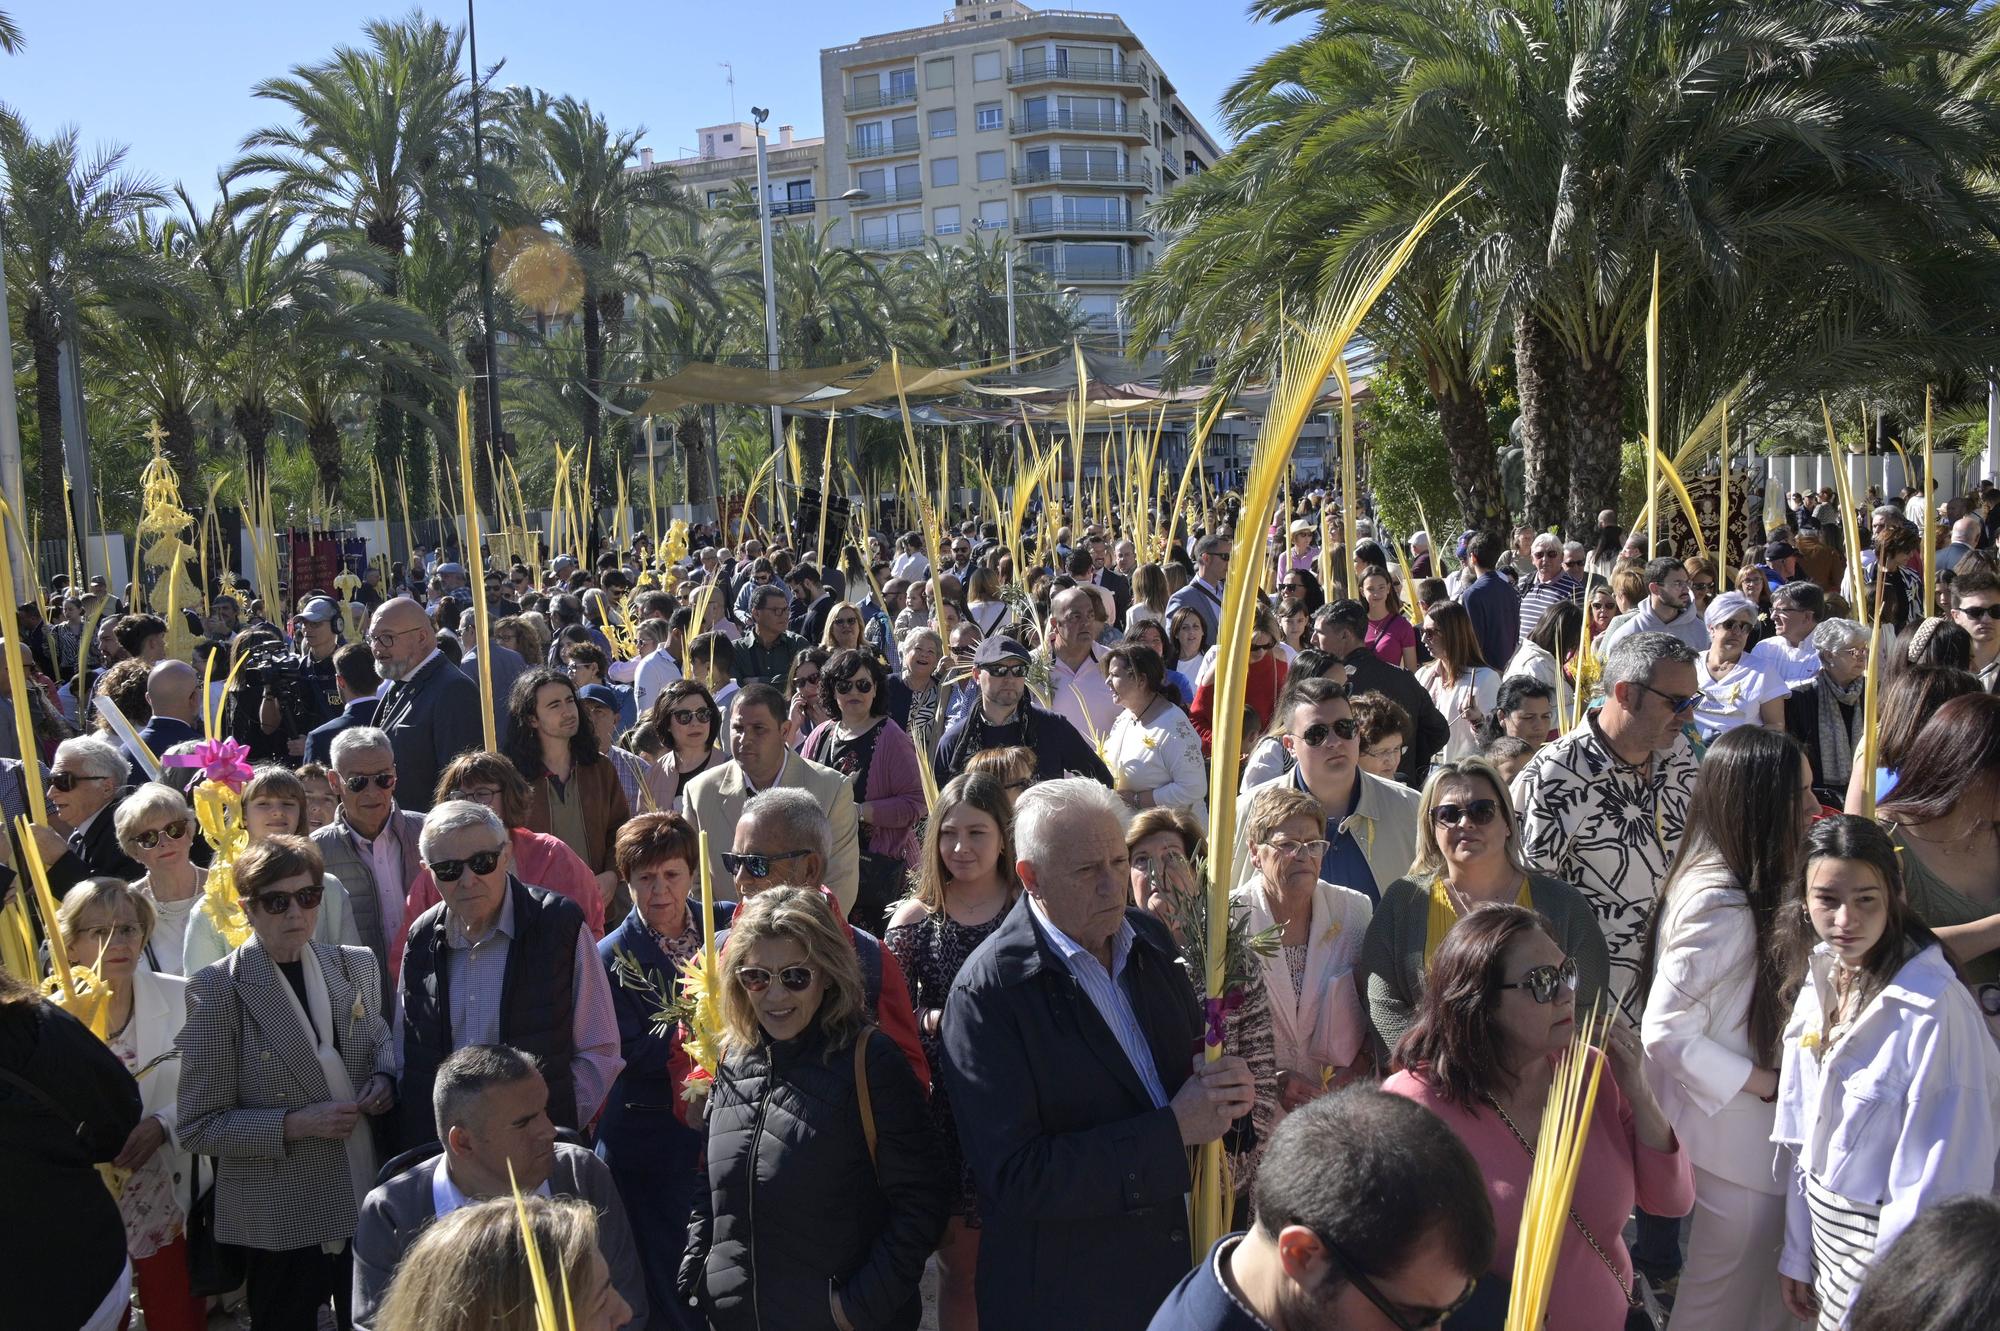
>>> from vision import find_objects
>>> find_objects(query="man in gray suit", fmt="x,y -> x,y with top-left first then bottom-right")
457,605 -> 527,747
351,1044 -> 647,1330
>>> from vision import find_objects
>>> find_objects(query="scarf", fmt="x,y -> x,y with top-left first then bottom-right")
273,946 -> 377,1250
1424,874 -> 1534,963
1814,668 -> 1865,791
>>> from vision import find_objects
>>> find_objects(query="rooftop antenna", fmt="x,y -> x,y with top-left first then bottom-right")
720,62 -> 736,122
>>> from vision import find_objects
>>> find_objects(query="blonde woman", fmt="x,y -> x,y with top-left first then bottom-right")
115,784 -> 204,975
685,886 -> 948,1330
377,1195 -> 631,1331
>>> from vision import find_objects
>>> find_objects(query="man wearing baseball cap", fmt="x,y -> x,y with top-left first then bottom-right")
931,635 -> 1113,787
293,593 -> 347,730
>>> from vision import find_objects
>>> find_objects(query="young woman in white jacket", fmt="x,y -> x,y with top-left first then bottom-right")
1642,728 -> 1817,1331
1773,815 -> 2000,1331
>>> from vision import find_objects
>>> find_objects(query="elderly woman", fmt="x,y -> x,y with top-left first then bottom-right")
682,886 -> 948,1330
1783,617 -> 1869,806
1694,591 -> 1789,742
1358,757 -> 1609,1058
801,648 -> 925,932
1384,906 -> 1693,1331
175,835 -> 396,1331
598,811 -> 734,1329
34,734 -> 142,893
402,750 -> 606,943
649,679 -> 723,810
1102,642 -> 1209,831
58,878 -> 205,1331
115,784 -> 204,974
887,625 -> 947,751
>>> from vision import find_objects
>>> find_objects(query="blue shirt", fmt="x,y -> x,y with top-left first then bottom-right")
1147,1236 -> 1272,1331
1027,895 -> 1169,1108
1293,766 -> 1379,904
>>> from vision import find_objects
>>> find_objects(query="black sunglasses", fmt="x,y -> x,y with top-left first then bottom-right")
251,886 -> 325,915
1958,604 -> 1998,621
736,964 -> 816,993
722,848 -> 813,879
1432,799 -> 1499,828
429,849 -> 503,882
133,820 -> 190,850
1637,683 -> 1700,714
1321,1231 -> 1478,1331
835,678 -> 875,695
668,706 -> 717,726
342,772 -> 398,793
49,771 -> 109,792
1500,956 -> 1580,1004
983,663 -> 1029,679
1294,718 -> 1358,748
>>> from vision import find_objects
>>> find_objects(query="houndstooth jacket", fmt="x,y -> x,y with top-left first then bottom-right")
175,938 -> 395,1251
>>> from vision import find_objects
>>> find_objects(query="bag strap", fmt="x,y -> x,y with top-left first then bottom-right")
853,1031 -> 877,1169
1483,1093 -> 1642,1309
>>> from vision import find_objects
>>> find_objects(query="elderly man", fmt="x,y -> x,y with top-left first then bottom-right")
313,727 -> 425,995
1231,677 -> 1420,903
1757,540 -> 1802,590
723,786 -> 927,1085
1595,556 -> 1710,657
1113,537 -> 1139,578
1164,533 -> 1231,643
397,800 -> 622,1139
933,635 -> 1112,786
1516,532 -> 1580,639
943,779 -> 1256,1331
304,642 -> 382,767
1748,580 -> 1827,687
352,1045 -> 645,1330
367,597 -> 483,813
1043,586 -> 1120,743
1937,513 -> 1984,577
683,681 -> 859,910
132,659 -> 202,779
733,584 -> 809,688
36,735 -> 143,892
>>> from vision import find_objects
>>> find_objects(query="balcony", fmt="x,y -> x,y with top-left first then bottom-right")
1014,214 -> 1151,238
1010,109 -> 1150,140
844,86 -> 918,114
1039,257 -> 1147,283
846,135 -> 921,161
858,232 -> 928,252
850,186 -> 924,208
1011,164 -> 1151,188
1007,59 -> 1148,88
767,198 -> 818,217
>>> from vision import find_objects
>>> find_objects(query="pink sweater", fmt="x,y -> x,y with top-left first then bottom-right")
1383,1058 -> 1693,1331
400,827 -> 606,974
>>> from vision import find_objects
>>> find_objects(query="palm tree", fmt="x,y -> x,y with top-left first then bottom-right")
0,107 -> 166,536
114,194 -> 213,497
766,219 -> 897,365
0,12 -> 22,53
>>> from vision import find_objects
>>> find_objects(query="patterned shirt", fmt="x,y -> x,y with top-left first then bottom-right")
1509,715 -> 1697,1017
1027,895 -> 1168,1108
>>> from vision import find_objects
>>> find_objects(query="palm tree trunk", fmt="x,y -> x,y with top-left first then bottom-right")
1563,347 -> 1628,537
27,308 -> 67,557
163,407 -> 199,505
1515,310 -> 1568,533
234,401 -> 276,509
306,417 -> 343,507
1434,370 -> 1506,541
582,283 -> 604,506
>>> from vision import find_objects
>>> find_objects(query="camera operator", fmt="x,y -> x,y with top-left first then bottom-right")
293,595 -> 345,721
219,597 -> 340,765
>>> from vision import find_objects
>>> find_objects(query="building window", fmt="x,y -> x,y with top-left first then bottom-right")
975,102 -> 1002,132
976,150 -> 1006,182
929,107 -> 956,139
978,199 -> 1008,229
857,168 -> 886,196
894,163 -> 921,197
925,57 -> 954,89
934,205 -> 962,235
973,50 -> 1002,82
889,68 -> 917,99
891,115 -> 918,146
931,156 -> 959,187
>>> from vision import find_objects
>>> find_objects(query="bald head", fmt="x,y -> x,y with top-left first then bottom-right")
145,660 -> 201,723
368,597 -> 437,681
1954,515 -> 1984,548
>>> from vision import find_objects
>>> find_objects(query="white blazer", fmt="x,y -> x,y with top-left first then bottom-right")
1231,874 -> 1373,1089
129,967 -> 194,1217
1640,864 -> 1784,1194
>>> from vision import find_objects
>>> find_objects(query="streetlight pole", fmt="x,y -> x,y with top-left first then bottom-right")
752,108 -> 784,494
1004,240 -> 1018,368
467,0 -> 502,499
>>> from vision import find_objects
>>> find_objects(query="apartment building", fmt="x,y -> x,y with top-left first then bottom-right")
633,122 -> 827,225
818,0 -> 1220,332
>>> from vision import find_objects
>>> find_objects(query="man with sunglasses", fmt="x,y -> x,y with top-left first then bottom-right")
36,735 -> 144,893
1231,678 -> 1419,906
1164,534 -> 1233,643
1148,1089 -> 1496,1331
313,728 -> 425,1005
1516,533 -> 1581,641
932,635 -> 1114,788
398,800 -> 622,1141
366,597 -> 484,814
1952,570 -> 2000,690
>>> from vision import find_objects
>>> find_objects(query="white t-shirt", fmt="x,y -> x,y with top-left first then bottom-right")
890,551 -> 929,583
1693,653 -> 1788,742
1417,663 -> 1499,762
632,647 -> 683,717
1746,635 -> 1819,689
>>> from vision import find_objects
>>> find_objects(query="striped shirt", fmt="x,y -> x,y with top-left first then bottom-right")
1516,572 -> 1581,640
1028,895 -> 1169,1108
1803,1171 -> 1881,1331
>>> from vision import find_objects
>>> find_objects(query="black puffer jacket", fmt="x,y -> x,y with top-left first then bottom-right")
682,1023 -> 948,1331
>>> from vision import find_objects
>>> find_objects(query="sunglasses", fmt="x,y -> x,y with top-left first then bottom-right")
669,707 -> 717,726
1958,604 -> 1999,621
342,772 -> 398,793
1322,1231 -> 1477,1331
251,886 -> 325,915
834,678 -> 875,695
1691,581 -> 1717,594
1500,955 -> 1579,1004
1717,619 -> 1754,633
429,849 -> 503,882
736,964 -> 816,993
1637,683 -> 1701,714
793,674 -> 822,690
983,663 -> 1029,679
1249,639 -> 1277,655
133,820 -> 190,850
1432,798 -> 1499,827
48,771 -> 109,792
722,848 -> 813,879
1293,719 -> 1358,748
1564,559 -> 1585,569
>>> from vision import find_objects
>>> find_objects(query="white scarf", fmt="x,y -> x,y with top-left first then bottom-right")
273,945 -> 378,1249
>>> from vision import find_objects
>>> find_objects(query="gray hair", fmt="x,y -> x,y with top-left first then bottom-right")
114,783 -> 194,855
1530,532 -> 1561,554
1014,777 -> 1128,872
433,1044 -> 541,1140
53,735 -> 127,784
899,625 -> 943,660
1563,540 -> 1586,557
419,799 -> 507,861
329,726 -> 394,771
1601,631 -> 1698,691
1812,617 -> 1869,655
1872,504 -> 1903,523
740,787 -> 832,864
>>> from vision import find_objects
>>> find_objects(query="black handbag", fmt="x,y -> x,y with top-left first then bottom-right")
850,851 -> 906,934
185,1153 -> 246,1296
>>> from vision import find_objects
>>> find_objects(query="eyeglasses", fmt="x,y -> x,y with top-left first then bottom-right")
1500,956 -> 1579,1004
1564,559 -> 1585,569
250,886 -> 325,915
84,922 -> 144,945
429,848 -> 504,882
1636,683 -> 1700,714
341,772 -> 398,793
835,678 -> 875,695
48,771 -> 109,792
1363,741 -> 1406,763
1293,719 -> 1358,748
668,707 -> 716,727
1432,799 -> 1499,827
366,624 -> 426,649
736,964 -> 816,993
1263,836 -> 1330,861
1958,603 -> 2000,621
1320,1231 -> 1478,1331
983,663 -> 1029,679
722,848 -> 813,879
451,787 -> 503,805
133,820 -> 190,850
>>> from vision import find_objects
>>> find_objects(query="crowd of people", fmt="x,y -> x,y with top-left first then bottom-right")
4,476 -> 2000,1331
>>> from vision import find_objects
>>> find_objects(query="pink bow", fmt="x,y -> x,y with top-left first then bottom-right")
1202,988 -> 1245,1049
163,737 -> 256,792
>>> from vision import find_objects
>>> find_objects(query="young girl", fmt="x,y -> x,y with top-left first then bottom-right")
1773,816 -> 2000,1330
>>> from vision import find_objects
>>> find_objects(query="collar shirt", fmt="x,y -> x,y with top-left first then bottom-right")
1027,895 -> 1167,1109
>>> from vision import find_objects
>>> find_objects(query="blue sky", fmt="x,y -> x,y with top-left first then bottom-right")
1,1 -> 1310,197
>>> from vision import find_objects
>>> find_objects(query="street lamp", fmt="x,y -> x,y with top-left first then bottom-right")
751,107 -> 785,475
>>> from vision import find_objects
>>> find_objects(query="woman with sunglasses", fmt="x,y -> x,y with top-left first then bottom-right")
56,877 -> 206,1331
1102,642 -> 1209,832
1772,817 -> 2000,1331
115,784 -> 205,974
1361,567 -> 1418,670
1190,603 -> 1289,759
821,600 -> 869,656
782,646 -> 832,752
1415,602 -> 1499,763
176,835 -> 396,1331
686,885 -> 948,1331
1360,758 -> 1609,1058
649,679 -> 723,812
1691,592 -> 1789,743
884,772 -> 1019,1331
1384,904 -> 1691,1331
801,649 -> 925,933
